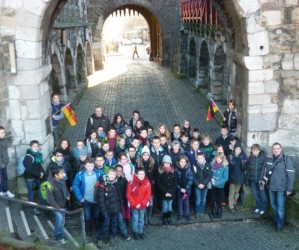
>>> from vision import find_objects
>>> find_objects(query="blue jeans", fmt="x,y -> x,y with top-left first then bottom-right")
117,211 -> 128,235
0,167 -> 8,192
177,190 -> 190,216
250,182 -> 268,212
83,201 -> 99,220
52,126 -> 59,147
97,213 -> 118,240
25,178 -> 45,205
53,211 -> 65,240
194,188 -> 208,214
161,200 -> 173,213
131,209 -> 145,233
269,190 -> 286,229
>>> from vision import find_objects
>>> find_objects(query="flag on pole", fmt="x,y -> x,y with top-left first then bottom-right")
206,101 -> 219,121
62,104 -> 77,126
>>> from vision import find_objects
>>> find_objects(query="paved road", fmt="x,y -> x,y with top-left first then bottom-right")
63,50 -> 220,145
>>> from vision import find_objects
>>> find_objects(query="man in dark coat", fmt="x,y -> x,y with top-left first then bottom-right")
85,106 -> 110,138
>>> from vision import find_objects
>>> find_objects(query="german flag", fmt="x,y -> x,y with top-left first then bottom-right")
62,104 -> 77,126
206,102 -> 219,121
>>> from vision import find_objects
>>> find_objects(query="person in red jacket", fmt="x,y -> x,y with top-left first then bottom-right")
126,168 -> 151,240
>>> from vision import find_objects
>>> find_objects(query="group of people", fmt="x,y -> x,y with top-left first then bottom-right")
0,97 -> 295,247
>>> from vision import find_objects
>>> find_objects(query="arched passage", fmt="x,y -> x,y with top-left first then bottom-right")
77,44 -> 87,84
189,38 -> 196,78
198,40 -> 209,88
211,46 -> 226,102
49,53 -> 63,95
65,48 -> 76,94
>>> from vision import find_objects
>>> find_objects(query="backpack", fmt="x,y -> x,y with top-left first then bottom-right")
17,154 -> 34,176
40,181 -> 54,200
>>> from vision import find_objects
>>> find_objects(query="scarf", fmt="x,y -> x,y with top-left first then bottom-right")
163,165 -> 173,173
27,148 -> 43,163
180,168 -> 187,188
139,136 -> 147,146
213,162 -> 222,170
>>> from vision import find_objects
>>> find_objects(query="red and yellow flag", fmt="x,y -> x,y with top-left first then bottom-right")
206,102 -> 219,121
62,104 -> 77,126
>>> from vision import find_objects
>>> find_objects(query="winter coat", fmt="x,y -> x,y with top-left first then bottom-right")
228,153 -> 247,184
46,178 -> 70,209
150,146 -> 166,174
215,135 -> 232,157
261,154 -> 295,192
85,113 -> 110,137
192,161 -> 213,189
85,138 -> 101,158
200,143 -> 214,163
175,164 -> 193,191
126,174 -> 151,209
223,108 -> 237,133
117,175 -> 128,206
23,150 -> 45,180
46,160 -> 73,187
95,176 -> 123,216
51,102 -> 64,128
186,149 -> 202,167
72,168 -> 102,203
0,138 -> 9,169
211,164 -> 229,188
157,167 -> 177,200
169,148 -> 184,168
247,150 -> 266,183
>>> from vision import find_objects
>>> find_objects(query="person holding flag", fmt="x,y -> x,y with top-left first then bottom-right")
61,103 -> 77,127
223,100 -> 237,136
51,93 -> 64,147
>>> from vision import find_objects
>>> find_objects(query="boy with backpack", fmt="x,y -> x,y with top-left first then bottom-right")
46,166 -> 70,244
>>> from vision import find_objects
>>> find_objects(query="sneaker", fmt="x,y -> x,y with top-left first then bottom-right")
229,208 -> 236,214
33,208 -> 40,215
186,216 -> 192,222
133,232 -> 139,240
234,204 -> 242,210
259,210 -> 265,215
177,215 -> 183,221
58,238 -> 66,244
109,237 -> 117,246
123,234 -> 130,241
4,191 -> 15,198
254,209 -> 260,213
0,192 -> 4,196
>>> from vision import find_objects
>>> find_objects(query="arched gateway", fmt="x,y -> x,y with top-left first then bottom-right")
0,0 -> 298,176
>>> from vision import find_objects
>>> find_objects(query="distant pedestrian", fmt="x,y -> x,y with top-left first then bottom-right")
0,126 -> 15,198
132,45 -> 139,59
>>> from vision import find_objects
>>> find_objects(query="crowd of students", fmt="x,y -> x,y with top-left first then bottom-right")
18,103 -> 295,247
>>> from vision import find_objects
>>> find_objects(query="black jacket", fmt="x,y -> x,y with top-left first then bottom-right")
23,153 -> 45,180
95,176 -> 123,216
157,168 -> 177,200
0,138 -> 9,169
46,179 -> 70,209
223,109 -> 237,133
192,161 -> 213,188
85,113 -> 110,137
247,150 -> 266,183
228,153 -> 247,184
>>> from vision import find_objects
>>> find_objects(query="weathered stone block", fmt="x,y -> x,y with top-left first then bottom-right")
19,85 -> 39,100
11,120 -> 24,145
246,131 -> 269,148
281,53 -> 294,70
265,80 -> 280,93
292,8 -> 299,24
248,94 -> 271,105
8,86 -> 20,99
248,113 -> 277,131
239,0 -> 260,14
284,78 -> 297,88
248,69 -> 273,82
15,40 -> 42,59
16,12 -> 43,29
14,64 -> 51,85
248,82 -> 265,94
263,54 -> 282,68
281,70 -> 299,80
269,130 -> 299,147
20,105 -> 28,120
247,31 -> 269,56
16,26 -> 41,42
243,56 -> 263,70
262,104 -> 278,113
248,105 -> 262,114
286,0 -> 298,5
24,120 -> 44,144
263,11 -> 282,26
26,100 -> 41,119
23,0 -> 47,17
16,58 -> 42,71
9,100 -> 21,119
278,114 -> 299,130
282,99 -> 299,115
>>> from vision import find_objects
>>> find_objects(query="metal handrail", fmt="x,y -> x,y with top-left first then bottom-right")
0,195 -> 86,246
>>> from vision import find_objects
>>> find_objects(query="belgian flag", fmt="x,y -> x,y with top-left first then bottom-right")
206,102 -> 219,121
62,103 -> 77,126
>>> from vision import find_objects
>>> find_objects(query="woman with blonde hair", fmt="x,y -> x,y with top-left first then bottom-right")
210,153 -> 229,219
155,123 -> 171,142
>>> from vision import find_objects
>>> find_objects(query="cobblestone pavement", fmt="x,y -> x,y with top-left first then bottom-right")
63,52 -> 220,145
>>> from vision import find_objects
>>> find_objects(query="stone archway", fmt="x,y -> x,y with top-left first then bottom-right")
198,40 -> 209,88
211,46 -> 226,102
49,54 -> 62,95
64,48 -> 77,94
77,44 -> 87,84
189,37 -> 196,78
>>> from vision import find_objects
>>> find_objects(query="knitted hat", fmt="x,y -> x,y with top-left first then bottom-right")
163,155 -> 172,164
79,147 -> 88,157
125,126 -> 132,132
141,146 -> 150,155
234,142 -> 242,150
172,140 -> 180,147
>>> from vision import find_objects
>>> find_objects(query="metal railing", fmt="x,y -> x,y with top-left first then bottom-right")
0,195 -> 86,247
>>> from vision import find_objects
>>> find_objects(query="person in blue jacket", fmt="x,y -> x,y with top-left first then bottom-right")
73,159 -> 103,236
